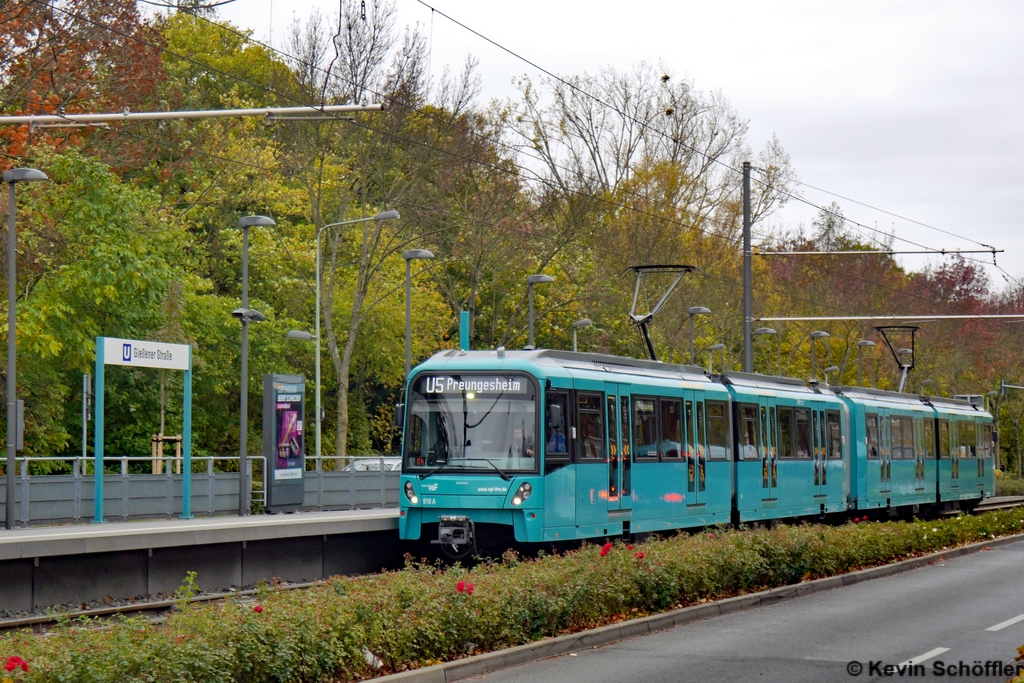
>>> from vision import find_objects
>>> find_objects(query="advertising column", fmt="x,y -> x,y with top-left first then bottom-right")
263,374 -> 305,513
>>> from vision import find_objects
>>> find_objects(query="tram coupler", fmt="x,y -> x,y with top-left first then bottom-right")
433,515 -> 476,549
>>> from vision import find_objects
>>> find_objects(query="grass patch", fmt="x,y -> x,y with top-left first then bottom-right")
3,510 -> 1024,682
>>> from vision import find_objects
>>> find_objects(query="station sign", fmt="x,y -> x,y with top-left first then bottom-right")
102,337 -> 190,371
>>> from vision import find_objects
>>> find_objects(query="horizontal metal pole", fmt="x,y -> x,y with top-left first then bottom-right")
754,249 -> 1002,256
0,104 -> 383,125
756,314 -> 1024,322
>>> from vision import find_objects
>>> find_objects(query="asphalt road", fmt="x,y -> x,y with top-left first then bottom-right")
463,537 -> 1024,683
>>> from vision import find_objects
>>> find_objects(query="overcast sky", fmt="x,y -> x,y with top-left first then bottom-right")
215,0 -> 1024,292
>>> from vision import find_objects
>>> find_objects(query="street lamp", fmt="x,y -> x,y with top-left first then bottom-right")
313,209 -> 399,462
236,215 -> 274,516
752,327 -> 778,376
525,274 -> 554,349
857,340 -> 876,388
707,343 -> 726,374
809,331 -> 830,382
823,365 -> 840,385
2,168 -> 47,529
687,307 -> 711,365
919,379 -> 934,396
572,318 -> 592,353
402,249 -> 434,376
286,330 -> 314,340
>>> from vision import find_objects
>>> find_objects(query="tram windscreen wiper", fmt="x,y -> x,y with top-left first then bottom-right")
418,458 -> 510,481
461,457 -> 511,481
418,462 -> 455,480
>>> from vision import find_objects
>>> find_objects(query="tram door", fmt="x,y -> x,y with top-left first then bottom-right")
605,383 -> 632,513
759,400 -> 777,501
879,410 -> 892,496
684,393 -> 706,505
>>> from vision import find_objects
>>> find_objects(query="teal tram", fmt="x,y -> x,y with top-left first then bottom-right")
397,349 -> 995,557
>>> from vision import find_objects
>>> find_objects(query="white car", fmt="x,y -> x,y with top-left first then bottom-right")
343,457 -> 401,472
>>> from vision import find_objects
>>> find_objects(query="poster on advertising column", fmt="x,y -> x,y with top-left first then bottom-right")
263,374 -> 305,512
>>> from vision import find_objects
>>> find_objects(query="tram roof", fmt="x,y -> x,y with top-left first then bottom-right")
417,348 -> 713,383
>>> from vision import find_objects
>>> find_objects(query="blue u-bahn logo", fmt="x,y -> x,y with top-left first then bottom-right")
122,343 -> 132,362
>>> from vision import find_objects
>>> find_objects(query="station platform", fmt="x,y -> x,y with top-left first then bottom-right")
0,509 -> 402,613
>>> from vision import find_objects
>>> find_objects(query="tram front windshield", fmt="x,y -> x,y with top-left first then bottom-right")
403,374 -> 538,473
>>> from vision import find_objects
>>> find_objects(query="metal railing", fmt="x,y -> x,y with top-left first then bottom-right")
0,455 -> 399,528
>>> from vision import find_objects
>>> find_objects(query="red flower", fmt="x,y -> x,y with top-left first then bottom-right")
456,580 -> 466,593
467,582 -> 475,596
853,517 -> 860,523
708,533 -> 714,538
254,605 -> 263,614
5,656 -> 28,672
599,542 -> 613,557
626,544 -> 634,550
634,552 -> 645,559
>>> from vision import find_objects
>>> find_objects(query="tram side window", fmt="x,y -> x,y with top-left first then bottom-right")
959,422 -> 977,458
577,393 -> 606,461
684,400 -> 695,458
660,399 -> 683,458
405,410 -> 425,467
890,416 -> 903,459
923,420 -> 936,458
633,397 -> 659,461
826,411 -> 842,459
794,409 -> 811,458
902,417 -> 915,460
739,404 -> 759,460
778,407 -> 794,459
696,401 -> 707,457
939,420 -> 950,459
866,414 -> 879,459
981,424 -> 992,459
545,392 -> 570,463
815,411 -> 826,459
706,401 -> 729,460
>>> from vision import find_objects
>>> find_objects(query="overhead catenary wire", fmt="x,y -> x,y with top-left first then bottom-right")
9,0 -> 1019,312
413,0 -> 1004,255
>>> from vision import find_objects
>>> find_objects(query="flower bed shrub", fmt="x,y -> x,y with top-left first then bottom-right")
3,510 -> 1023,682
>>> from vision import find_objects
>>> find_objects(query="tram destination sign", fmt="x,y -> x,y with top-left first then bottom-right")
419,375 -> 528,395
102,337 -> 190,370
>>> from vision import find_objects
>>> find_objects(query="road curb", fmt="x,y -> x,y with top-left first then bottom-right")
373,531 -> 1024,683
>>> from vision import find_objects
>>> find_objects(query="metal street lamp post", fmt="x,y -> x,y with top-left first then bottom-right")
707,343 -> 726,374
313,209 -> 399,462
525,274 -> 554,349
235,215 -> 274,515
572,318 -> 592,353
809,331 -> 830,382
823,365 -> 840,385
752,327 -> 778,375
687,306 -> 711,365
857,340 -> 876,387
402,249 -> 434,376
2,168 -> 47,529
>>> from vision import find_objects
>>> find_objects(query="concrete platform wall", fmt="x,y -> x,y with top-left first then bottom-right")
0,529 -> 407,612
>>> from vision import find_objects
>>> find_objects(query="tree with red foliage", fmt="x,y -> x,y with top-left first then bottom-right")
0,0 -> 165,167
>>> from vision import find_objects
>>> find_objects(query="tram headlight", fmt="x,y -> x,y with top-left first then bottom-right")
404,480 -> 418,504
511,482 -> 532,506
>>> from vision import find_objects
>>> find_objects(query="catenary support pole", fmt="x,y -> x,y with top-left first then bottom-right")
6,184 -> 14,528
742,161 -> 753,373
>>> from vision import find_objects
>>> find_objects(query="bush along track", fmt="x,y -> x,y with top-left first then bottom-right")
3,510 -> 1024,683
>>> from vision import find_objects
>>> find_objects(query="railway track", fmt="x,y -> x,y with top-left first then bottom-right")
4,495 -> 1022,634
0,581 -> 316,635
